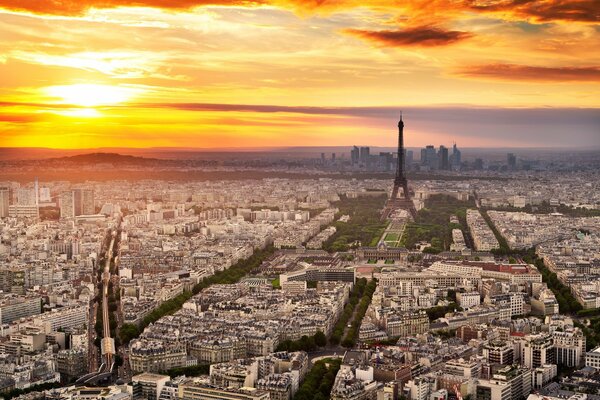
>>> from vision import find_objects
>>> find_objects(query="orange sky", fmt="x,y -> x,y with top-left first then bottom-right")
0,0 -> 598,149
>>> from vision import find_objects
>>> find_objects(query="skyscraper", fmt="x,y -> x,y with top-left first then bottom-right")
16,188 -> 36,205
438,145 -> 449,170
60,189 -> 95,219
77,189 -> 95,216
350,146 -> 359,164
507,153 -> 517,170
359,146 -> 370,164
405,150 -> 414,168
60,191 -> 75,219
421,145 -> 437,170
0,187 -> 9,218
451,143 -> 461,168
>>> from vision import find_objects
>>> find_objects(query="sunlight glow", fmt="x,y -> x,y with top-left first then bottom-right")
45,84 -> 140,107
51,108 -> 101,117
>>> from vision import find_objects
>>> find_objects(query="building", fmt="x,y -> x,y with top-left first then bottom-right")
476,365 -> 531,400
32,304 -> 88,332
445,359 -> 480,378
60,189 -> 95,219
466,210 -> 499,251
552,328 -> 586,367
60,191 -> 75,219
520,334 -> 555,369
360,147 -> 370,165
132,373 -> 170,400
450,143 -> 461,168
351,146 -> 360,164
379,271 -> 480,289
0,187 -> 9,218
585,345 -> 600,370
383,311 -> 428,338
129,340 -> 187,374
0,295 -> 42,324
507,153 -> 517,170
483,341 -> 514,366
178,378 -> 270,400
438,146 -> 449,170
357,244 -> 408,263
281,266 -> 355,284
421,145 -> 438,170
457,292 -> 480,310
8,204 -> 39,218
16,187 -> 36,205
255,374 -> 293,400
531,364 -> 557,389
56,349 -> 88,383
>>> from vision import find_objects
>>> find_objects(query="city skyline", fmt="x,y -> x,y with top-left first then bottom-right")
0,1 -> 598,149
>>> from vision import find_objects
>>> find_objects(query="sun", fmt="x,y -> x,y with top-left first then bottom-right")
45,83 -> 140,107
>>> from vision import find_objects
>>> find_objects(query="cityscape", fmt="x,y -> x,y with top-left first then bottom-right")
1,0 -> 600,400
0,115 -> 599,400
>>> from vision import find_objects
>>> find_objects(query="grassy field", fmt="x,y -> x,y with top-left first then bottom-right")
384,233 -> 399,241
323,195 -> 388,252
400,195 -> 475,253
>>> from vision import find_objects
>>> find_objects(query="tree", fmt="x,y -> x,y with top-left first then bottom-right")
119,323 -> 140,344
314,330 -> 327,347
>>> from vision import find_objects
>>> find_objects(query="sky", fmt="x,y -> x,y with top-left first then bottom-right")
0,0 -> 598,149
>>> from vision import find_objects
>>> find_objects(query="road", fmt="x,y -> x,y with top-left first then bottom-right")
101,230 -> 117,371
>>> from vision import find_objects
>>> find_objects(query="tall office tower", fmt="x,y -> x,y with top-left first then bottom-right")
507,153 -> 517,170
350,146 -> 360,164
39,187 -> 51,202
0,187 -> 9,218
474,158 -> 484,170
405,149 -> 414,168
359,146 -> 370,164
451,143 -> 461,167
438,145 -> 449,170
378,152 -> 393,171
331,153 -> 336,162
421,145 -> 437,169
34,178 -> 39,207
321,152 -> 325,164
60,191 -> 75,219
16,188 -> 36,205
61,189 -> 95,218
74,189 -> 95,216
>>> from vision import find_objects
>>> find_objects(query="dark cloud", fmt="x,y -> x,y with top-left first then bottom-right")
344,26 -> 472,47
0,0 -> 597,26
144,102 -> 600,124
456,63 -> 600,82
465,0 -> 600,23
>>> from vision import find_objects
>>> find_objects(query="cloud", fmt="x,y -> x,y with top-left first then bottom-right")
0,0 -> 596,25
465,0 -> 600,23
456,63 -> 600,82
143,102 -> 600,124
344,25 -> 472,47
0,0 -> 265,16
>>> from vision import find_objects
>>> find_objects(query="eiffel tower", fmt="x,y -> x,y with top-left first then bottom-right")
382,112 -> 417,220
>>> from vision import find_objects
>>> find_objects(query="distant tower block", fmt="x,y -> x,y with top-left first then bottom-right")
382,112 -> 417,220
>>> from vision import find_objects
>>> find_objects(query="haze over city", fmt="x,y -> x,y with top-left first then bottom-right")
0,0 -> 598,149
